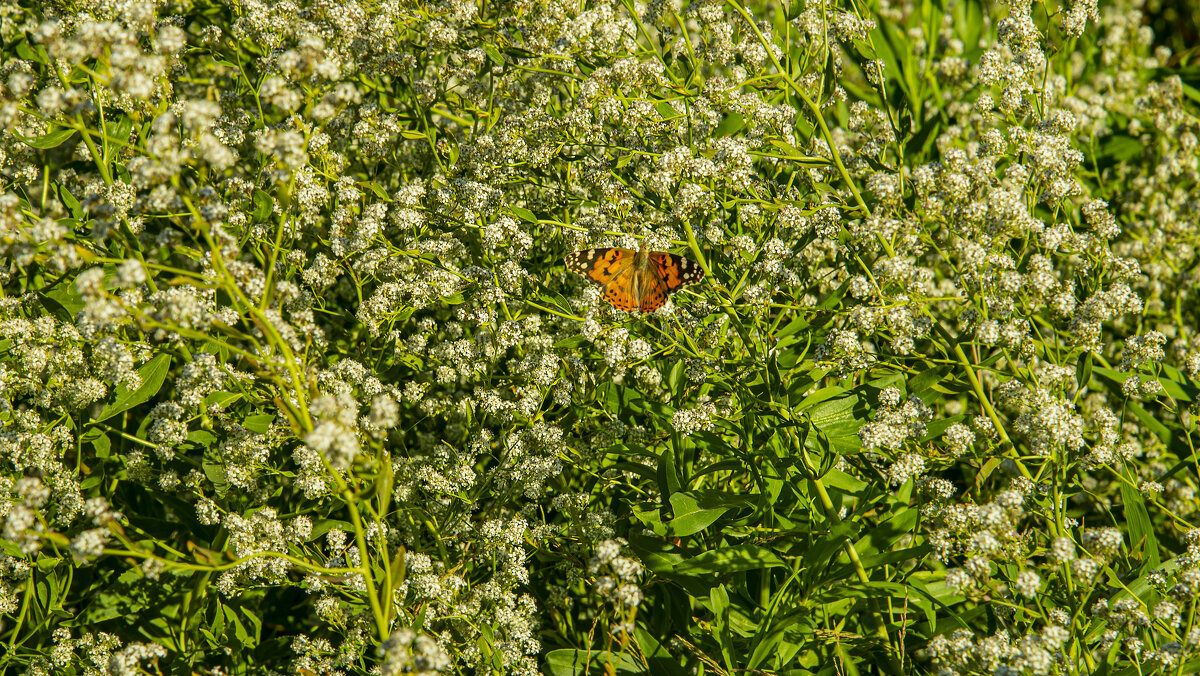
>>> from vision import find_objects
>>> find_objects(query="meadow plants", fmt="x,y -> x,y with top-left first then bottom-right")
1,0 -> 1199,674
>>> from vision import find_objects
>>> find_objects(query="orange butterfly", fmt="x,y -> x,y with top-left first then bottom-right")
565,246 -> 704,313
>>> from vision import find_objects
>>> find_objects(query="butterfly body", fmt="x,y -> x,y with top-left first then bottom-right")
565,247 -> 704,313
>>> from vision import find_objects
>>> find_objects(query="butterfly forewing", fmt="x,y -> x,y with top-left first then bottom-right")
648,251 -> 705,291
565,248 -> 635,284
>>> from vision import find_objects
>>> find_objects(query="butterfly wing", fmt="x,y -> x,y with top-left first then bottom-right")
648,251 -> 705,295
565,248 -> 635,284
603,266 -> 643,312
567,248 -> 703,313
566,248 -> 641,311
633,266 -> 670,313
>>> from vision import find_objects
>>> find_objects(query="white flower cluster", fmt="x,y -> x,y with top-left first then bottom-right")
589,539 -> 644,611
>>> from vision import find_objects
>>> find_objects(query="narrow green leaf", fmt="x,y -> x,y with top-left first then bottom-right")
710,584 -> 734,673
1119,480 -> 1160,568
976,457 -> 1001,488
20,127 -> 76,149
212,603 -> 228,640
554,335 -> 588,350
674,544 -> 785,575
768,138 -> 805,158
795,386 -> 849,413
203,391 -> 243,409
59,185 -> 81,218
1076,350 -> 1094,389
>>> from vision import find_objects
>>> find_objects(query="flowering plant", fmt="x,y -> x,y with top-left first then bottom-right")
1,0 -> 1198,674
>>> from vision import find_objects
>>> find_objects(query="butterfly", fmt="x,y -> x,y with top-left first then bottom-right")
565,246 -> 705,313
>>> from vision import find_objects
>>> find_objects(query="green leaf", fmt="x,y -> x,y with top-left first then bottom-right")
252,189 -> 274,222
715,113 -> 744,136
1153,364 -> 1197,402
822,468 -> 867,492
710,584 -> 734,673
212,603 -> 228,641
240,604 -> 263,638
674,544 -> 785,576
481,44 -> 505,66
203,391 -> 243,408
59,185 -> 82,218
666,492 -> 730,537
633,625 -> 686,676
545,649 -> 643,675
795,386 -> 850,414
309,519 -> 354,542
83,428 -> 111,458
187,429 -> 218,448
553,335 -> 588,349
20,127 -> 76,149
769,138 -> 804,157
1075,351 -> 1094,389
42,279 -> 87,319
15,39 -> 36,61
908,365 -> 952,398
228,605 -> 249,642
809,397 -> 859,429
510,206 -> 537,223
363,181 -> 392,201
91,354 -> 172,423
657,445 -> 682,500
976,457 -> 1002,488
1119,480 -> 1160,569
1094,134 -> 1143,168
243,414 -> 275,434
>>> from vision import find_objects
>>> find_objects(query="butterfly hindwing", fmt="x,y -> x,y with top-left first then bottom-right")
634,266 -> 670,313
603,266 -> 642,312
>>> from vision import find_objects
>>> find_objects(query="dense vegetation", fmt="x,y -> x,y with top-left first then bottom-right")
2,0 -> 1199,674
